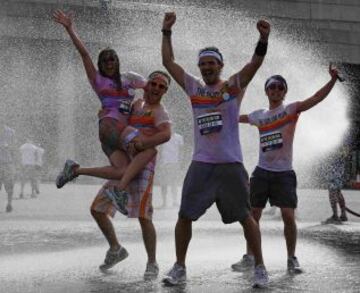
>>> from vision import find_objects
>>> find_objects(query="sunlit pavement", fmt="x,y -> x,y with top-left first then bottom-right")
0,184 -> 359,292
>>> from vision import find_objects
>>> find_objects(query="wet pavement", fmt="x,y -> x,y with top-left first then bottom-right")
0,184 -> 360,292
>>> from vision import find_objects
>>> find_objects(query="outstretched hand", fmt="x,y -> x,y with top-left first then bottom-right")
163,12 -> 176,30
53,9 -> 73,30
257,19 -> 270,41
329,64 -> 339,80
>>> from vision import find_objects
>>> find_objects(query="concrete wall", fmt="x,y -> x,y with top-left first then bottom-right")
1,0 -> 359,63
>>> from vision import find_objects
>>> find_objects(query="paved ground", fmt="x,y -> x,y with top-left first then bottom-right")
0,184 -> 359,292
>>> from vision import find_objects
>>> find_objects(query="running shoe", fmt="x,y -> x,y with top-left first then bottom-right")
104,187 -> 129,215
162,263 -> 186,286
231,254 -> 255,271
99,246 -> 129,271
252,264 -> 269,288
56,159 -> 79,188
287,256 -> 303,274
144,262 -> 159,280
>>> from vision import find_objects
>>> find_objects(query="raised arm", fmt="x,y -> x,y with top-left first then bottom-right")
161,12 -> 186,90
53,9 -> 96,84
297,65 -> 339,113
230,20 -> 270,89
239,115 -> 250,123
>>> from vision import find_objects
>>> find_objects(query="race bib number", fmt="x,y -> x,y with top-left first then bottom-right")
197,112 -> 223,135
118,100 -> 131,115
260,132 -> 283,152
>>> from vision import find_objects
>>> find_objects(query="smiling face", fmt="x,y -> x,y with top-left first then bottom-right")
144,74 -> 169,105
198,56 -> 223,85
98,49 -> 120,78
265,81 -> 287,102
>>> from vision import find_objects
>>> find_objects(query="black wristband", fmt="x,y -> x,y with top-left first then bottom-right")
161,29 -> 172,36
255,40 -> 267,56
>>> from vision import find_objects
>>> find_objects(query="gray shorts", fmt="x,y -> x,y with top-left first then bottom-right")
250,166 -> 297,208
179,161 -> 250,224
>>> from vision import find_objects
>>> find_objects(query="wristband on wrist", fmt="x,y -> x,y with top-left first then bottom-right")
161,29 -> 172,36
255,40 -> 267,56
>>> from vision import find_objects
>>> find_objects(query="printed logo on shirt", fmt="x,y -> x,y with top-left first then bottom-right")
260,131 -> 283,152
197,111 -> 223,135
190,83 -> 240,109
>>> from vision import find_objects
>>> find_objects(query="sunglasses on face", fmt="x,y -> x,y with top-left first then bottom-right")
267,83 -> 285,91
198,60 -> 217,67
150,81 -> 167,90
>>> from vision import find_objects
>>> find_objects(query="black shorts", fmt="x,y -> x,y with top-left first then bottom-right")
179,161 -> 250,224
250,166 -> 297,209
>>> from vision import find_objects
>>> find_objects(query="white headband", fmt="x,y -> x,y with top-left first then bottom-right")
198,50 -> 223,63
148,73 -> 170,87
265,78 -> 287,90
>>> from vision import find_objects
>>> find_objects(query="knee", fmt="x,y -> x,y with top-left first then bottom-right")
138,217 -> 151,226
177,217 -> 192,227
90,208 -> 104,220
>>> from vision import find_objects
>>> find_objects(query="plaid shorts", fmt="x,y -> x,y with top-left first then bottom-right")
91,159 -> 155,220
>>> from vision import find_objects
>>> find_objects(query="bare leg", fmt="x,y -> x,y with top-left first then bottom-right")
88,152 -> 131,250
19,177 -> 25,198
117,148 -> 157,190
5,183 -> 14,212
75,150 -> 129,180
91,209 -> 121,250
30,170 -> 37,197
175,217 -> 192,267
241,214 -> 264,266
281,208 -> 297,257
139,218 -> 157,263
328,190 -> 338,217
246,208 -> 263,255
337,191 -> 347,217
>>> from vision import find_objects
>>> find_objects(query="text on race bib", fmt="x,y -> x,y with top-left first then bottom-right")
197,112 -> 223,135
118,100 -> 132,115
260,132 -> 283,152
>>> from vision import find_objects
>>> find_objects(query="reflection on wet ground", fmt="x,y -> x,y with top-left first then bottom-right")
1,185 -> 359,292
1,227 -> 360,293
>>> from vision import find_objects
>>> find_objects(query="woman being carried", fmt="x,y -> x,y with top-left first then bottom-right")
53,10 -> 155,213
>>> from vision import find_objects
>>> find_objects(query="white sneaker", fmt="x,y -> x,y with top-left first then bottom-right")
162,263 -> 186,286
99,246 -> 129,271
144,262 -> 159,280
231,254 -> 255,271
252,264 -> 269,288
287,256 -> 303,274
